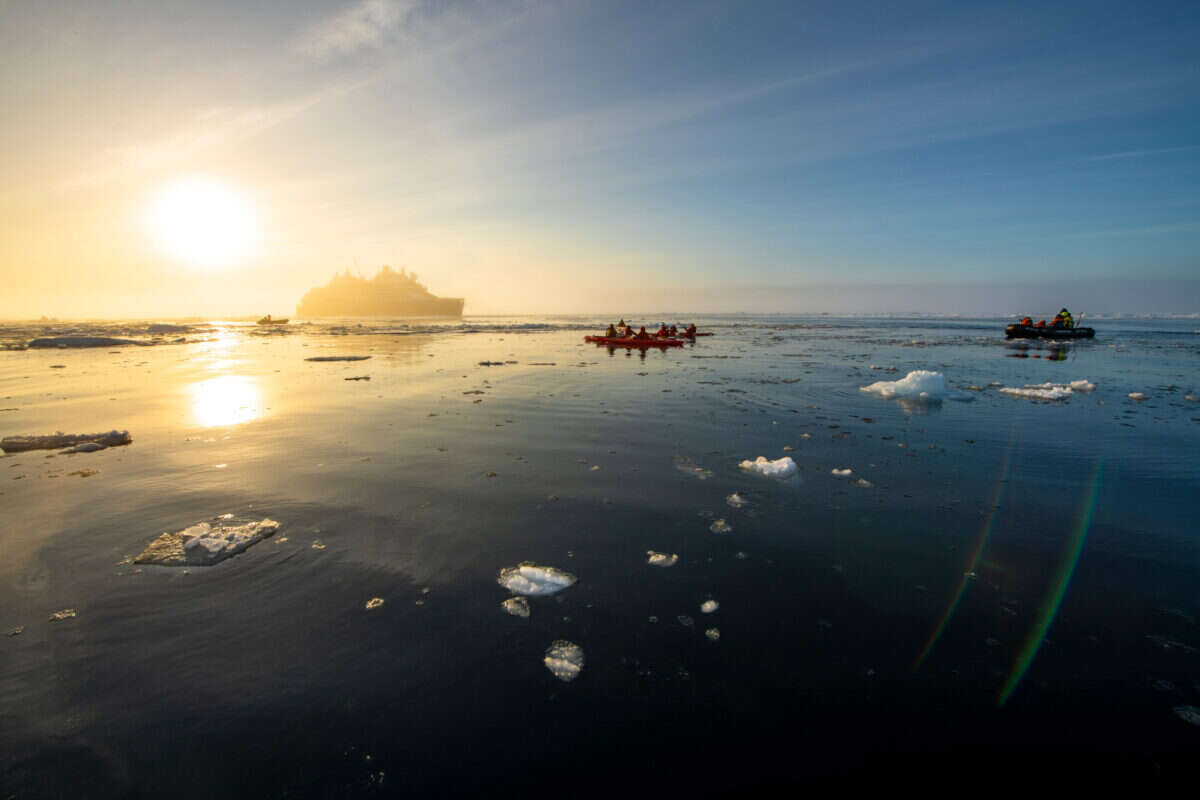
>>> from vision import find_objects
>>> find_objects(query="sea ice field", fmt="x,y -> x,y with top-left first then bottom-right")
1,314 -> 1198,794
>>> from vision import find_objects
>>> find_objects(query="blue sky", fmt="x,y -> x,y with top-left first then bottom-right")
0,0 -> 1197,315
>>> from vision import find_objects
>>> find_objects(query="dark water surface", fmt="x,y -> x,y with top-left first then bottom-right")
2,316 -> 1198,795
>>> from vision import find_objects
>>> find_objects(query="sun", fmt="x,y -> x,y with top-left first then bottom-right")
145,176 -> 260,269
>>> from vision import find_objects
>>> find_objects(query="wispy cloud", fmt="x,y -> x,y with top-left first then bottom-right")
297,0 -> 414,60
1083,144 -> 1200,162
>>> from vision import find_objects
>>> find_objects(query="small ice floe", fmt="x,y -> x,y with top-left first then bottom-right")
365,598 -> 385,610
544,640 -> 584,682
49,609 -> 76,622
998,380 -> 1096,401
1174,706 -> 1200,726
497,563 -> 577,596
673,455 -> 713,479
700,600 -> 719,614
1128,392 -> 1147,401
678,615 -> 695,628
705,627 -> 721,641
855,478 -> 873,488
831,468 -> 852,477
646,551 -> 678,567
738,456 -> 797,478
304,355 -> 371,362
134,518 -> 280,566
1186,394 -> 1199,403
709,518 -> 733,534
860,370 -> 974,402
502,596 -> 531,617
7,626 -> 23,636
1,430 -> 131,454
311,540 -> 326,550
726,492 -> 748,508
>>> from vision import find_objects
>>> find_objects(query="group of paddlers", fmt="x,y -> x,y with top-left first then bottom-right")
604,319 -> 698,339
1019,308 -> 1075,329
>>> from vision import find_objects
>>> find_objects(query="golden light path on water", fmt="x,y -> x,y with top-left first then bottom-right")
998,459 -> 1104,707
911,427 -> 1015,672
188,375 -> 264,428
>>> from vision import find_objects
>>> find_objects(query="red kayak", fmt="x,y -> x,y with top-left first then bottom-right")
585,336 -> 684,347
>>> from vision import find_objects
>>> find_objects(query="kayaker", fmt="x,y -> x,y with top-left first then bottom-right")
634,326 -> 650,340
1035,319 -> 1046,328
656,325 -> 670,338
1020,316 -> 1033,326
605,323 -> 617,337
686,323 -> 697,336
669,325 -> 678,336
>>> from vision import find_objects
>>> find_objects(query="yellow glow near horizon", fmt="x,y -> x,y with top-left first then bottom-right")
145,176 -> 259,269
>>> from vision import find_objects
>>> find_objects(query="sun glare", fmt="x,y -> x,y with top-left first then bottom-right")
146,176 -> 259,269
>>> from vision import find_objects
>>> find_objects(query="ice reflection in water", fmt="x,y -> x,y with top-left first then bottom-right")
188,375 -> 264,427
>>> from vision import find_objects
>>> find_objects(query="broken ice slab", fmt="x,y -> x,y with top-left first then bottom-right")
544,640 -> 584,682
738,456 -> 796,478
497,563 -> 577,596
1,430 -> 131,453
134,518 -> 280,567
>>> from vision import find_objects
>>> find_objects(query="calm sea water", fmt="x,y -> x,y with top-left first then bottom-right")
1,315 -> 1198,795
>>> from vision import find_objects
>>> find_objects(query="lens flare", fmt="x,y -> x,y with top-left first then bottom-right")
912,428 -> 1015,671
997,459 -> 1104,706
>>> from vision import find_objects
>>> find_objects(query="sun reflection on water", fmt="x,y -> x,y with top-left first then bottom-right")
188,375 -> 264,427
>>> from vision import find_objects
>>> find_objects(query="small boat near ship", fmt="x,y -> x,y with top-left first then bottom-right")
1004,324 -> 1094,340
256,315 -> 288,325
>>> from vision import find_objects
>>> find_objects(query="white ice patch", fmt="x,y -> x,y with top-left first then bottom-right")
646,551 -> 678,567
998,380 -> 1096,401
134,518 -> 279,566
673,455 -> 713,480
726,492 -> 748,508
497,563 -> 577,596
1,430 -> 131,453
860,370 -> 974,402
738,456 -> 797,479
831,468 -> 852,477
709,518 -> 732,534
700,600 -> 719,614
502,596 -> 530,617
1128,392 -> 1147,401
365,597 -> 384,610
544,640 -> 584,682
705,627 -> 721,641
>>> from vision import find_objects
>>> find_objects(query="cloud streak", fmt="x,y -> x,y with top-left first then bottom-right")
297,0 -> 414,59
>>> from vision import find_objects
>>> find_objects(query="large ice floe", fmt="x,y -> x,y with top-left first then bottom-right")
544,640 -> 584,682
860,370 -> 974,402
646,551 -> 679,567
497,563 -> 577,596
738,456 -> 797,479
134,518 -> 280,566
27,336 -> 144,348
1,430 -> 131,454
997,380 -> 1096,401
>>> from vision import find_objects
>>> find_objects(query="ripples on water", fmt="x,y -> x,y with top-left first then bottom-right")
1,315 -> 1198,794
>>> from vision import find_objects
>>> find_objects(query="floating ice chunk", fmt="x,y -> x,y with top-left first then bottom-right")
726,492 -> 748,508
831,468 -> 852,477
2,430 -> 131,453
134,518 -> 279,566
646,551 -> 678,567
998,380 -> 1096,401
673,455 -> 713,479
1174,706 -> 1200,726
543,640 -> 584,682
365,598 -> 385,610
502,596 -> 531,617
705,628 -> 721,641
61,442 -> 108,453
738,456 -> 797,478
304,355 -> 371,362
859,370 -> 976,402
497,563 -> 577,596
49,608 -> 77,621
709,519 -> 732,534
855,478 -> 873,488
700,600 -> 719,614
1128,392 -> 1147,401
